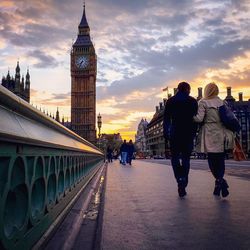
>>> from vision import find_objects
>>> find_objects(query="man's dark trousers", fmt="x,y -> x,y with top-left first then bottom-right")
170,140 -> 193,188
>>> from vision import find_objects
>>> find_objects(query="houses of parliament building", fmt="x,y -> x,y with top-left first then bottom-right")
1,61 -> 30,103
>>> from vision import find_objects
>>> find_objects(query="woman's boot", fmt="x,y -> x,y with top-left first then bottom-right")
213,179 -> 221,196
221,179 -> 229,197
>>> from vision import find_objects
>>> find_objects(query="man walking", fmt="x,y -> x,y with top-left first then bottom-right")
164,82 -> 198,197
127,140 -> 135,165
120,140 -> 128,165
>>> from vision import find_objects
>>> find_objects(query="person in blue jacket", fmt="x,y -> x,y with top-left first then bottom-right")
120,140 -> 128,165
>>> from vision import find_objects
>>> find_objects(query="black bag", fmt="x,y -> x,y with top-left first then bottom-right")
218,104 -> 240,132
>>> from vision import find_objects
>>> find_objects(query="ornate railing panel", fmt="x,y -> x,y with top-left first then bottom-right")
0,86 -> 104,249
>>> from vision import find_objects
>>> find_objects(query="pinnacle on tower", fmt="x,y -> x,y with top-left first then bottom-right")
16,61 -> 20,73
21,75 -> 24,91
25,69 -> 30,88
7,70 -> 10,80
73,3 -> 93,47
26,68 -> 30,78
56,107 -> 60,122
79,2 -> 89,28
15,61 -> 20,84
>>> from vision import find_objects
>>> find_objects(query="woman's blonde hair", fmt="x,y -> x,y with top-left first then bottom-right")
204,82 -> 219,99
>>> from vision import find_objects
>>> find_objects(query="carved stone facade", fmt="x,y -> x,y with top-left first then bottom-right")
135,118 -> 148,155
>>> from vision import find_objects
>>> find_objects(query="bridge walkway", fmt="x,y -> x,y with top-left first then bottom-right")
101,160 -> 250,250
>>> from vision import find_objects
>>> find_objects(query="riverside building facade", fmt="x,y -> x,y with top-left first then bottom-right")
146,101 -> 166,157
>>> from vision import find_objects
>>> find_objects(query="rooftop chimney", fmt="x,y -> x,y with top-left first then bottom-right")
239,92 -> 243,102
159,102 -> 163,110
197,87 -> 202,101
156,106 -> 159,112
225,86 -> 235,102
163,98 -> 167,106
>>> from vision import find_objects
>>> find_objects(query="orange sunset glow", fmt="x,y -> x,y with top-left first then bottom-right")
1,0 -> 250,140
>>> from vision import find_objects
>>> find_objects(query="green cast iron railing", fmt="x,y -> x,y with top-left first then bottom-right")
0,86 -> 104,249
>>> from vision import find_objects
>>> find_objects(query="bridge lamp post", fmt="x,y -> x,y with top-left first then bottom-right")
97,113 -> 102,148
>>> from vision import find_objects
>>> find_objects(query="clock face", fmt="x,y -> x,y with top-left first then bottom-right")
75,55 -> 89,69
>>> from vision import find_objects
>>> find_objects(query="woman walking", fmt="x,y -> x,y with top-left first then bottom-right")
194,83 -> 234,197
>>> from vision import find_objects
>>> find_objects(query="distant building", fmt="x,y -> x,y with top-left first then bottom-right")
146,101 -> 166,157
1,61 -> 30,102
225,87 -> 250,157
61,116 -> 71,129
135,118 -> 148,155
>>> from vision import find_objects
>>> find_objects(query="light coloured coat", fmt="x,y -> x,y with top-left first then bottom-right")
194,96 -> 234,153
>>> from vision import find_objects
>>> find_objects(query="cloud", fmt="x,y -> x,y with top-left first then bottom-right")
27,50 -> 58,68
31,90 -> 70,107
1,0 -> 250,139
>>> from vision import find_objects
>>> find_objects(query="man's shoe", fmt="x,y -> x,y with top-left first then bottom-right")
178,186 -> 187,197
213,179 -> 221,196
221,179 -> 229,197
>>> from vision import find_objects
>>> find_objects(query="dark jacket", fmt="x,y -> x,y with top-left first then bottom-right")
120,143 -> 128,152
127,143 -> 135,156
107,147 -> 112,157
163,91 -> 198,145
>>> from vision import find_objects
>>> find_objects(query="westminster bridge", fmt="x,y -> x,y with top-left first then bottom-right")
0,85 -> 250,250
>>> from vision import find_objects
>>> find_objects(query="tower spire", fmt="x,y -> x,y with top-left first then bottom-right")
15,60 -> 20,79
56,107 -> 60,122
73,2 -> 92,47
79,1 -> 89,28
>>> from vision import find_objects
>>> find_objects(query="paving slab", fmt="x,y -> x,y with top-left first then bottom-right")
101,160 -> 250,250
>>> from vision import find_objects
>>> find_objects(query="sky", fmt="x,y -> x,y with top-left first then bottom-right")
1,0 -> 250,140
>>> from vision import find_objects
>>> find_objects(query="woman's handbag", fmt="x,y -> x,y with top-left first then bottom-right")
233,138 -> 247,161
224,129 -> 235,151
219,104 -> 241,132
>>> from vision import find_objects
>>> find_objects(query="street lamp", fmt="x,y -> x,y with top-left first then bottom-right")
97,113 -> 102,149
97,113 -> 102,139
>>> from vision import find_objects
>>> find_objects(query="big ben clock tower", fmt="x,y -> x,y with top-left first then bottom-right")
71,4 -> 97,144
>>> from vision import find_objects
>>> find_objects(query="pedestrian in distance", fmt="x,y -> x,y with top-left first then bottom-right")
194,83 -> 234,197
163,82 -> 198,197
127,140 -> 135,165
106,145 -> 113,163
120,140 -> 128,165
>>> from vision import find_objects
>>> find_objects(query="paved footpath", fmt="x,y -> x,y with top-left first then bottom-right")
101,160 -> 250,250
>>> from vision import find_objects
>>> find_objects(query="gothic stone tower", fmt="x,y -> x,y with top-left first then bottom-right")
1,61 -> 30,103
71,5 -> 97,144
